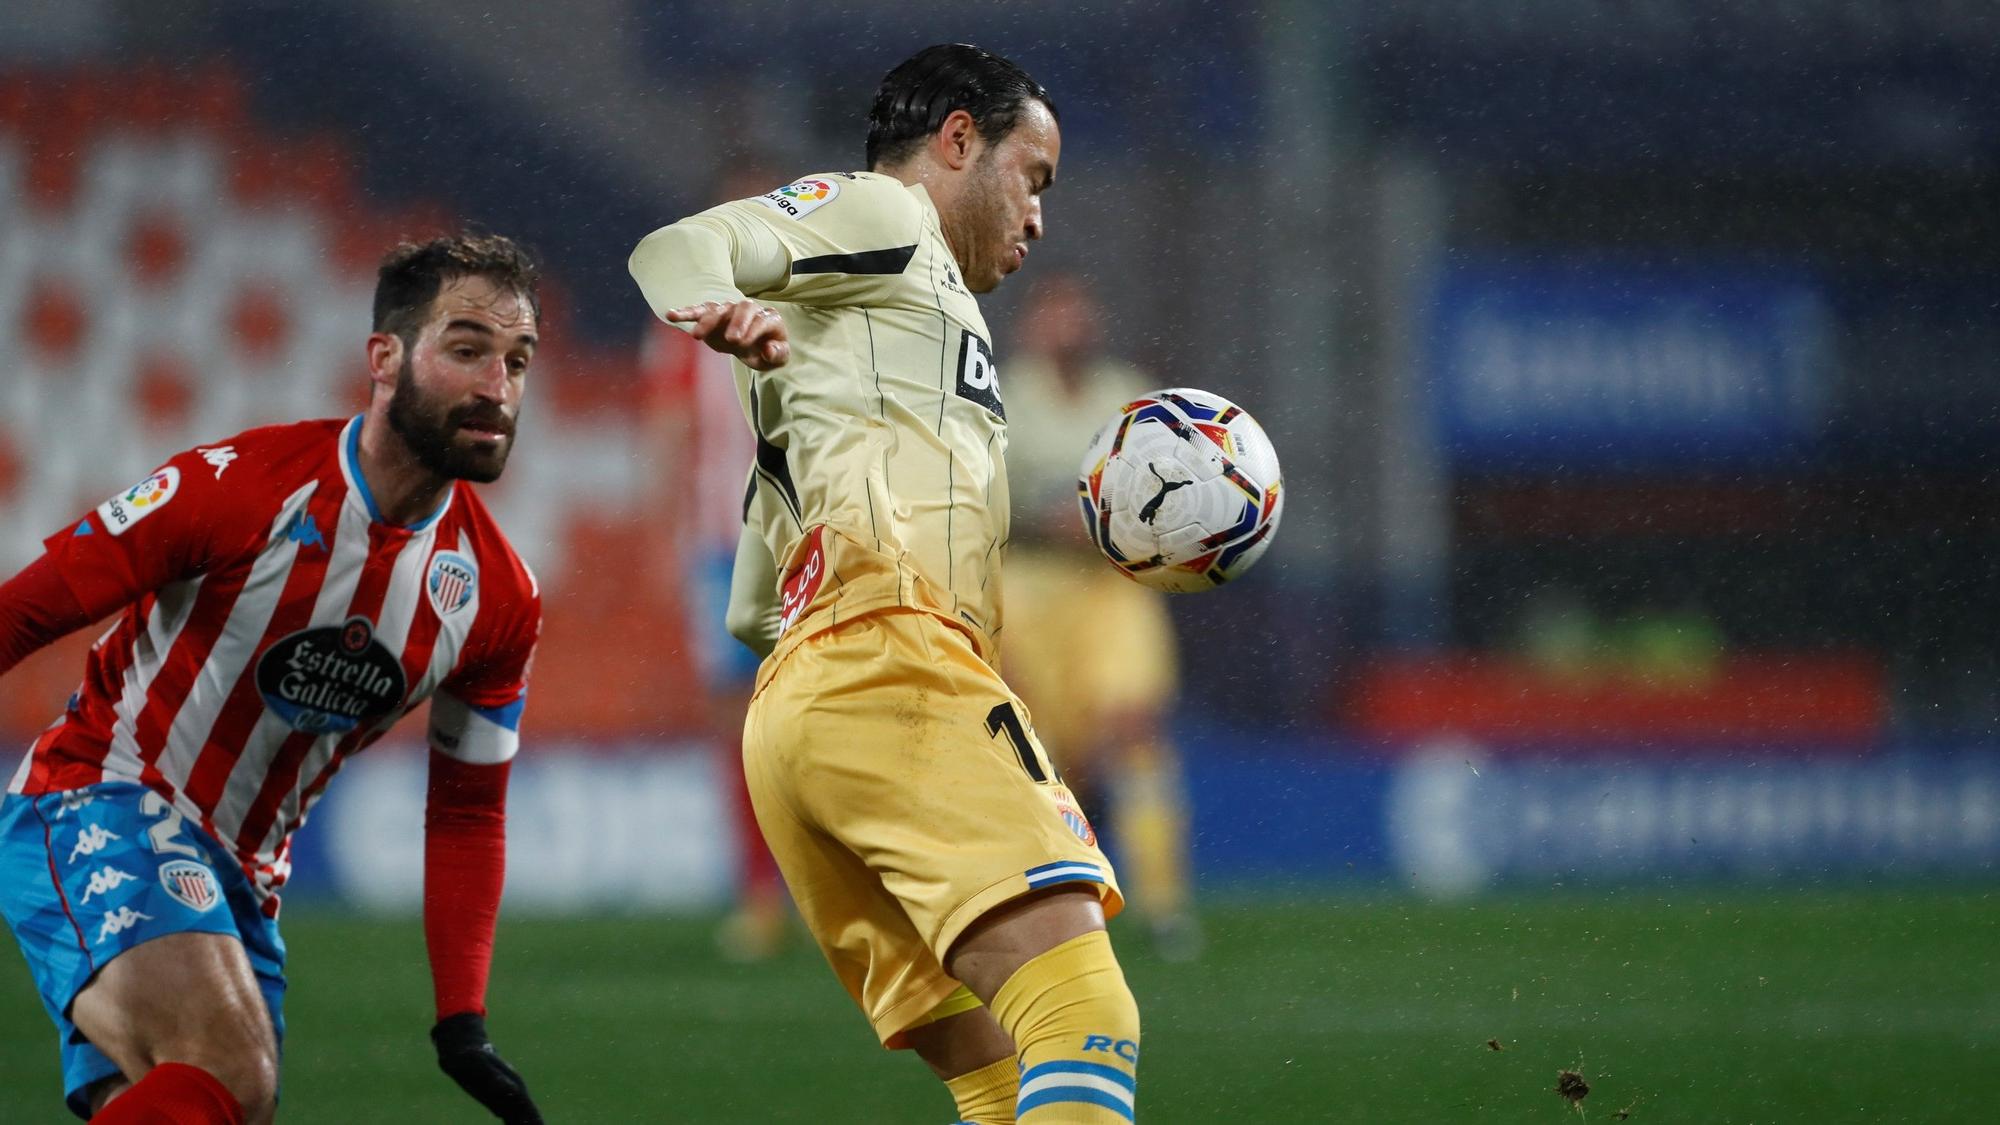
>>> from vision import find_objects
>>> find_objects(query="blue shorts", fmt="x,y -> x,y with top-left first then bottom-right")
0,781 -> 287,1119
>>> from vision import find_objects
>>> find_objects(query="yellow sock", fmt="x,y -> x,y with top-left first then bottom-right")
990,931 -> 1140,1123
1112,744 -> 1190,918
945,1058 -> 1018,1125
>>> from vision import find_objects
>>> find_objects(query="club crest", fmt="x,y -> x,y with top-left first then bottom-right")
159,859 -> 220,912
427,551 -> 478,618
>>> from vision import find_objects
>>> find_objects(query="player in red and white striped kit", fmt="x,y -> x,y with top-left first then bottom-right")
0,235 -> 547,1125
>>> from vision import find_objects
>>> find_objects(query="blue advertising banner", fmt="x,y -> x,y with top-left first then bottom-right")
1386,748 -> 2000,896
10,735 -> 1991,912
1427,260 -> 1832,466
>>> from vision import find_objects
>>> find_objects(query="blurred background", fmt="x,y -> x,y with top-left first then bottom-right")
2,1 -> 1996,1121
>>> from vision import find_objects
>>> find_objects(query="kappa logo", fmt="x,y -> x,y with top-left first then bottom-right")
68,824 -> 122,863
197,445 -> 238,479
96,466 -> 180,537
159,859 -> 221,912
95,906 -> 154,945
426,550 -> 478,618
752,177 -> 840,220
282,509 -> 326,551
79,866 -> 139,904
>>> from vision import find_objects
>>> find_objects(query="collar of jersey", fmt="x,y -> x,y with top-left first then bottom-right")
340,415 -> 452,533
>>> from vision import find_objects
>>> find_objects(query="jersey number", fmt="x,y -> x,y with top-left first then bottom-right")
986,701 -> 1056,784
139,791 -> 202,859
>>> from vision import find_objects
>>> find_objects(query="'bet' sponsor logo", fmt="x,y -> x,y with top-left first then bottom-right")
95,906 -> 154,945
1081,1035 -> 1140,1065
954,330 -> 1004,420
68,824 -> 122,863
79,866 -> 139,904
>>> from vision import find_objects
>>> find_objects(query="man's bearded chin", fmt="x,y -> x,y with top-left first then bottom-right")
387,358 -> 515,484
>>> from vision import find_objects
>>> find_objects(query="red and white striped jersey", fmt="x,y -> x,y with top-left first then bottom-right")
8,416 -> 542,911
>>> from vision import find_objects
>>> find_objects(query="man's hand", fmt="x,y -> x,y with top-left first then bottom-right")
432,1013 -> 544,1124
666,299 -> 791,370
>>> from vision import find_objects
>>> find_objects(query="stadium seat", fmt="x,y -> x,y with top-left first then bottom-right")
0,59 -> 693,744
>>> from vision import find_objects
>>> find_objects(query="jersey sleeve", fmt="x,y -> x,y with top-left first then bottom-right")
629,172 -> 926,314
432,573 -> 541,766
40,442 -> 276,620
724,516 -> 782,658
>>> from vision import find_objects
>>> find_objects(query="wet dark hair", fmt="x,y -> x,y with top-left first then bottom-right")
864,43 -> 1056,171
372,233 -> 541,344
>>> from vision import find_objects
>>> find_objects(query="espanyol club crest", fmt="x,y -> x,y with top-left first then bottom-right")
1056,802 -> 1098,847
426,550 -> 478,618
159,859 -> 220,912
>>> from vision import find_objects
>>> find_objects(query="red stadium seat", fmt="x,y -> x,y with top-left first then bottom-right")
23,279 -> 86,363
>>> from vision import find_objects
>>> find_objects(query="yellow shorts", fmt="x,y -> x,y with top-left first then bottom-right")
1003,548 -> 1179,767
743,607 -> 1124,1047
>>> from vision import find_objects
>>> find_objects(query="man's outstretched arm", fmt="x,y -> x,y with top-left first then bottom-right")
0,554 -> 93,677
629,209 -> 793,370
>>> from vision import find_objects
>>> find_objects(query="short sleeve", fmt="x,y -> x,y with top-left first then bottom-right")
41,443 -> 270,619
432,581 -> 541,765
718,173 -> 927,306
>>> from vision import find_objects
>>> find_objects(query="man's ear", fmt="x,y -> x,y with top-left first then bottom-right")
933,108 -> 980,171
365,331 -> 405,395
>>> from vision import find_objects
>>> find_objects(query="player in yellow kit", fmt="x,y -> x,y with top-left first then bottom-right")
630,44 -> 1140,1125
1003,273 -> 1201,963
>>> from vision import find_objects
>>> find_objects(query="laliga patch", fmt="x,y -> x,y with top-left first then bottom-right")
426,550 -> 478,618
752,177 -> 840,220
96,466 -> 181,537
159,859 -> 221,912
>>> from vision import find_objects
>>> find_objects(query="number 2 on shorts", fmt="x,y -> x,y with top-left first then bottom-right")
139,790 -> 202,859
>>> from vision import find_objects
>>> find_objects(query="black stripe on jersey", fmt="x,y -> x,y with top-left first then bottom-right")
791,244 -> 919,276
749,380 -> 803,528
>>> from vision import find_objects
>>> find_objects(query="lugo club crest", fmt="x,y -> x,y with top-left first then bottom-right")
255,615 -> 407,734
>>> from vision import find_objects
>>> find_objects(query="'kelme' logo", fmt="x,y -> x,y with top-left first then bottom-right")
255,615 -> 408,735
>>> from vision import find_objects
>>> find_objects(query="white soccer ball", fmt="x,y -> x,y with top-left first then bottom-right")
1076,388 -> 1284,593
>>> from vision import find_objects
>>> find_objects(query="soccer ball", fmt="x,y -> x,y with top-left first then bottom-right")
1076,388 -> 1284,593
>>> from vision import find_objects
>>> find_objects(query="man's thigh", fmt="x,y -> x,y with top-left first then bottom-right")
0,783 -> 285,1116
744,610 -> 1124,1043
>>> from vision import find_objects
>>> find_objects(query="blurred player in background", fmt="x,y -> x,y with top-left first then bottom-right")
1003,273 -> 1201,962
632,43 -> 1143,1125
638,163 -> 793,958
0,236 -> 547,1125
